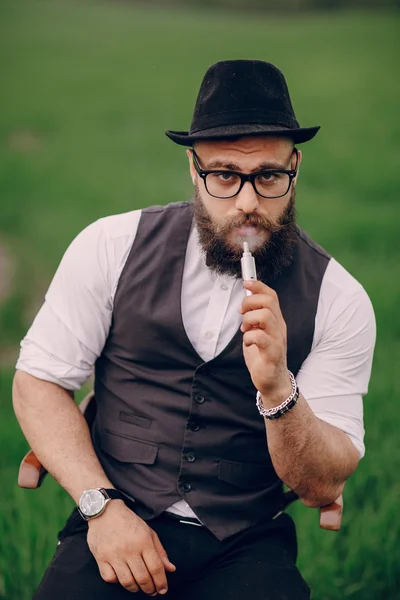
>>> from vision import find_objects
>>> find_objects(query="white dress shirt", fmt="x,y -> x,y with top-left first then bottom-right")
16,209 -> 376,519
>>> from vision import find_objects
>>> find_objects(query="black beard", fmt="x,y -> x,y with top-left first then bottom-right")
193,186 -> 298,283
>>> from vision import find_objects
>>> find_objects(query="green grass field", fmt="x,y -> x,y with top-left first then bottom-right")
0,1 -> 399,598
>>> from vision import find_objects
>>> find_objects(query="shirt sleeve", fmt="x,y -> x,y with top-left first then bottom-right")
16,303 -> 97,390
16,211 -> 141,390
296,260 -> 376,458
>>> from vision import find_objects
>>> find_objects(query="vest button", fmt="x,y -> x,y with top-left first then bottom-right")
181,482 -> 192,493
195,394 -> 205,404
185,452 -> 196,463
199,366 -> 210,375
190,422 -> 200,432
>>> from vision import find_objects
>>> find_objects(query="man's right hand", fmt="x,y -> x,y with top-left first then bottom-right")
13,372 -> 176,595
87,500 -> 176,595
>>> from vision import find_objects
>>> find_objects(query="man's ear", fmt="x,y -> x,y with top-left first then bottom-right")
187,149 -> 197,185
293,148 -> 302,183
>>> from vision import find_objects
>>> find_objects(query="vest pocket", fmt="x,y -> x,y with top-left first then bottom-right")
119,411 -> 152,429
218,459 -> 275,490
101,429 -> 158,464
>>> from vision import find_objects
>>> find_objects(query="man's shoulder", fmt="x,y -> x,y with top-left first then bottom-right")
82,201 -> 192,253
296,227 -> 370,301
92,209 -> 142,242
323,257 -> 368,301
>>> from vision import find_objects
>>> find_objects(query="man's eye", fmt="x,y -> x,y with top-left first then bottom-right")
257,172 -> 284,185
217,172 -> 234,181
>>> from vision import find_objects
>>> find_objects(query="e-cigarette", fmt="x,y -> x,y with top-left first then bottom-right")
241,241 -> 257,296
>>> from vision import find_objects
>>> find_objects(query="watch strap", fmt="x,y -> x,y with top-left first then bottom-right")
102,488 -> 128,502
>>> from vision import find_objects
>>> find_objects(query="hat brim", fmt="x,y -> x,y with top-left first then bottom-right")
165,123 -> 320,146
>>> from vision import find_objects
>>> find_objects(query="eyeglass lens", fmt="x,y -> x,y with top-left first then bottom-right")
205,171 -> 291,199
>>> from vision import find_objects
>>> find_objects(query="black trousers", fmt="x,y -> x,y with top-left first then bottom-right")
34,509 -> 310,600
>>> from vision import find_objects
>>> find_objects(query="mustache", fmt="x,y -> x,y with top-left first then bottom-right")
214,212 -> 285,236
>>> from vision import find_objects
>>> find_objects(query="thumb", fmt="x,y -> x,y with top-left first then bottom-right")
152,531 -> 176,572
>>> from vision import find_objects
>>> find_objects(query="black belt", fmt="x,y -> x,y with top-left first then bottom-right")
164,511 -> 203,527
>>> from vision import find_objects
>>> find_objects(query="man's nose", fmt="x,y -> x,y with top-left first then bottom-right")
235,181 -> 260,214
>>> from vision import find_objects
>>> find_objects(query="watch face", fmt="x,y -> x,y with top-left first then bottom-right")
79,489 -> 106,517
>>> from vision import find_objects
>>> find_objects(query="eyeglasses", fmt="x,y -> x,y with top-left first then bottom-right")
192,148 -> 298,199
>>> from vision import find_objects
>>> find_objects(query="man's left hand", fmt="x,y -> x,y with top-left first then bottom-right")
240,280 -> 292,408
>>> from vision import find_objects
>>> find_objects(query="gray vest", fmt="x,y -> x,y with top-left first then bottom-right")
93,201 -> 330,540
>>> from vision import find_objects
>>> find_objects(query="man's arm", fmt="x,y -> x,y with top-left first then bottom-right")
240,279 -> 374,508
262,393 -> 359,507
13,370 -> 176,595
13,370 -> 114,502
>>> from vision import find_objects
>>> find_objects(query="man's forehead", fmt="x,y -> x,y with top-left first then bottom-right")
194,136 -> 293,161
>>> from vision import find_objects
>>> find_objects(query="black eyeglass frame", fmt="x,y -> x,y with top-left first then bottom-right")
192,148 -> 298,199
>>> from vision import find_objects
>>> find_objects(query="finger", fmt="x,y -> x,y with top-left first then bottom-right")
241,308 -> 278,333
152,531 -> 176,572
143,548 -> 169,594
98,561 -> 118,584
112,562 -> 140,593
243,279 -> 276,296
240,289 -> 281,316
243,329 -> 274,350
127,556 -> 157,596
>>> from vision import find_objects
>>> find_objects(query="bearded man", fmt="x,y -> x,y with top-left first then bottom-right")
13,60 -> 375,600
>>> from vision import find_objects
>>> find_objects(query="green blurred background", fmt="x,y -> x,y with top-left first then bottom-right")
0,1 -> 399,598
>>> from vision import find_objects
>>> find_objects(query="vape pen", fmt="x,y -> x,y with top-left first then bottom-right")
241,241 -> 257,296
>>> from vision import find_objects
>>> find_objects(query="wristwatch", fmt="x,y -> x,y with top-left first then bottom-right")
77,488 -> 127,521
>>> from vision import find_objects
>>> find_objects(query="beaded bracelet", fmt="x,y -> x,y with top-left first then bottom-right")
256,371 -> 299,420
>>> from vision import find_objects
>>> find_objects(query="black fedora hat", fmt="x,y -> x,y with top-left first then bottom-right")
165,60 -> 320,146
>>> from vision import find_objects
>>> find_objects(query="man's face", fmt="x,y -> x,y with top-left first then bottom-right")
187,136 -> 302,280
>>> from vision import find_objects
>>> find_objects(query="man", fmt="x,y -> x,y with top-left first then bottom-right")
13,60 -> 375,599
